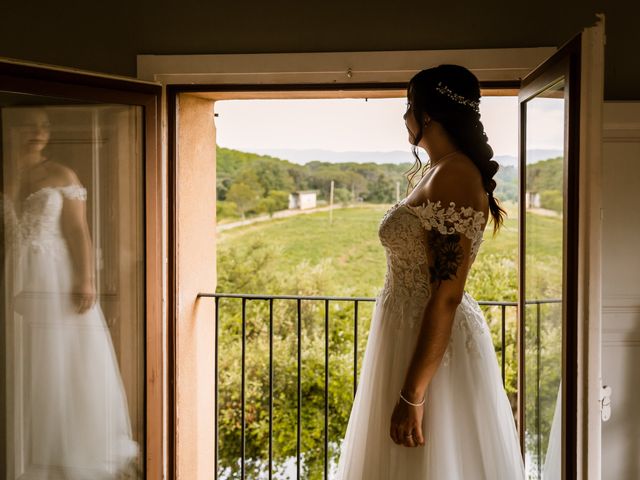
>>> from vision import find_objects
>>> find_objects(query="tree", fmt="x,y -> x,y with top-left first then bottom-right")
540,190 -> 562,213
268,190 -> 290,211
333,187 -> 352,205
256,190 -> 290,217
227,182 -> 259,219
253,160 -> 295,195
364,173 -> 395,203
216,200 -> 239,219
216,240 -> 356,479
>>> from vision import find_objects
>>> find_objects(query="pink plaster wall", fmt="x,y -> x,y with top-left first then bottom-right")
176,93 -> 217,479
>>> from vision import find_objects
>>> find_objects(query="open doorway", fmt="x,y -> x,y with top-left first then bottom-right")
175,89 -> 538,479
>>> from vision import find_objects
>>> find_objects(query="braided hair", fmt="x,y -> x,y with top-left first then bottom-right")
405,64 -> 506,233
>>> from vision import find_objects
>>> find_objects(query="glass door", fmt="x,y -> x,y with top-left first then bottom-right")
518,18 -> 604,480
520,75 -> 567,480
0,61 -> 162,479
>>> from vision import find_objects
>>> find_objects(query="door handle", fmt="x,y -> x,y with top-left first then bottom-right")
600,385 -> 612,422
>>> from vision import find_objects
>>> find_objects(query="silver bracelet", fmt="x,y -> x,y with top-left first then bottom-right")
399,390 -> 425,407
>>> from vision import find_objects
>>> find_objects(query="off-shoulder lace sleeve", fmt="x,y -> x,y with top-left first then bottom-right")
403,199 -> 485,240
58,184 -> 87,201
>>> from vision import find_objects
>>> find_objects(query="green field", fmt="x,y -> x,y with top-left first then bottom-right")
217,202 -> 538,300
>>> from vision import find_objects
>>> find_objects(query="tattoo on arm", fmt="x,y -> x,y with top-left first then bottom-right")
427,232 -> 464,286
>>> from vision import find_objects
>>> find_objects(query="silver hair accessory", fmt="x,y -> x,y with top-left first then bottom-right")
435,81 -> 480,113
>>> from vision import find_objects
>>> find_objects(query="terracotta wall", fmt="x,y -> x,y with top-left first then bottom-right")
175,93 -> 217,479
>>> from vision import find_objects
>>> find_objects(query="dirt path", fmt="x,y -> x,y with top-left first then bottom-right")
529,207 -> 562,218
217,204 -> 349,232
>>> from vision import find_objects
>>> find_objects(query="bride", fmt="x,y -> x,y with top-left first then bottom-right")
335,65 -> 525,479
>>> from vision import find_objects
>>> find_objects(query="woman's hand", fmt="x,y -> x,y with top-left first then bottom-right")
390,393 -> 425,448
72,278 -> 96,314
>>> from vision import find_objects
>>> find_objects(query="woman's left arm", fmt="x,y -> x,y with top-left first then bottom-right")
60,185 -> 96,313
390,226 -> 473,448
401,229 -> 473,400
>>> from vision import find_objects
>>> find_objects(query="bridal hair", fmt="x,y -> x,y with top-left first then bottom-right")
405,64 -> 506,233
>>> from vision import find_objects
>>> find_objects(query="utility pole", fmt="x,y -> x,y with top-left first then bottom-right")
329,180 -> 334,225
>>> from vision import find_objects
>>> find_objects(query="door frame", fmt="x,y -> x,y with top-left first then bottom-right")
138,47 -> 555,85
154,46 -> 551,480
0,58 -> 165,480
146,42 -> 601,479
168,80 -> 522,480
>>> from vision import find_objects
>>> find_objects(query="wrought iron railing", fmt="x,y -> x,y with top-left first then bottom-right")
199,292 -> 558,480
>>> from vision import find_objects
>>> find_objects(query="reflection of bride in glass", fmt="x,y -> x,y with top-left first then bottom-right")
4,107 -> 138,479
542,384 -> 561,480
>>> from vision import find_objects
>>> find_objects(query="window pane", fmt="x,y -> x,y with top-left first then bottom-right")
1,99 -> 144,478
523,80 -> 565,480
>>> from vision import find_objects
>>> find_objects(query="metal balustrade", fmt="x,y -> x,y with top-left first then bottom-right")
199,292 -> 560,480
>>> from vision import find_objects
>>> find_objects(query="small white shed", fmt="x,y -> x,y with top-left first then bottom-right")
288,190 -> 317,210
525,191 -> 541,209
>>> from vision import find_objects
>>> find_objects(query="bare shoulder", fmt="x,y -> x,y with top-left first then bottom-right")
409,154 -> 487,212
44,162 -> 82,187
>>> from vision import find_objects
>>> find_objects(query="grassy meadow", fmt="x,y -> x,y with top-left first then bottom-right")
217,201 -> 533,299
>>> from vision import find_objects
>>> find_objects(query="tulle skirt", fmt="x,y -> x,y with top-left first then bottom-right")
9,242 -> 138,479
335,292 -> 525,480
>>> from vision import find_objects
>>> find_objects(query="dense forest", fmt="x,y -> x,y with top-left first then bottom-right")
216,147 -> 521,221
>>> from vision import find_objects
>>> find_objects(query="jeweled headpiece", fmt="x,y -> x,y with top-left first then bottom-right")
435,81 -> 480,113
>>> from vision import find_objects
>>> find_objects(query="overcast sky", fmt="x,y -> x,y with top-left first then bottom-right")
214,96 -> 564,158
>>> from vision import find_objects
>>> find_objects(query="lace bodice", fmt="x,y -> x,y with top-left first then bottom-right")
377,198 -> 486,328
13,185 -> 87,253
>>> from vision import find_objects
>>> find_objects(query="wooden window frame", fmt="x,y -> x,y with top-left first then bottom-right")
0,58 -> 165,480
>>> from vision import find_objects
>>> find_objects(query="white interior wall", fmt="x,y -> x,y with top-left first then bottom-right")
601,102 -> 640,480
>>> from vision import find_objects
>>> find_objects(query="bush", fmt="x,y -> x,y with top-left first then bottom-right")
216,240 -> 355,479
540,189 -> 562,213
268,190 -> 290,211
217,200 -> 240,220
227,182 -> 260,219
333,187 -> 352,205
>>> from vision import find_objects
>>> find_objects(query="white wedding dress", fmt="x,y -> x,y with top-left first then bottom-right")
335,197 -> 525,480
7,184 -> 138,479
